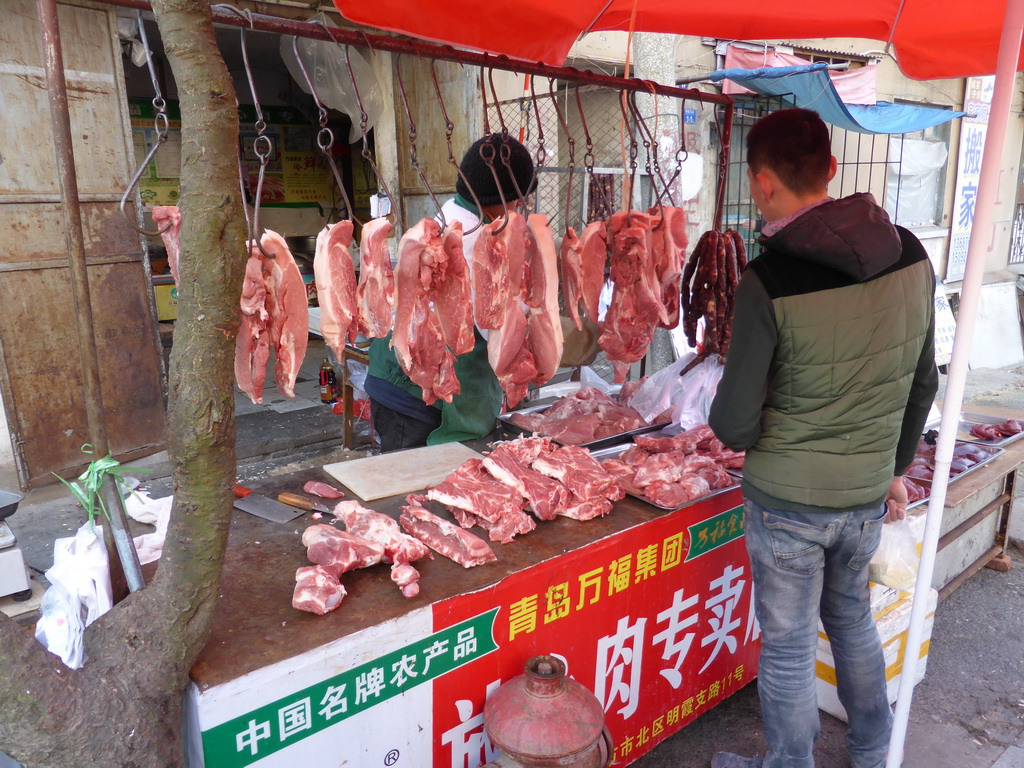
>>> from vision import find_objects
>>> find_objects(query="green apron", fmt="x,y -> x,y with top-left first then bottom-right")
367,331 -> 503,444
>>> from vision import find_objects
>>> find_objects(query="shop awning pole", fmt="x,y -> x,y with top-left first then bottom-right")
885,2 -> 1024,765
37,0 -> 146,593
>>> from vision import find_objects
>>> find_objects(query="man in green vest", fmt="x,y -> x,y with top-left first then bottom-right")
708,108 -> 938,768
365,134 -> 598,453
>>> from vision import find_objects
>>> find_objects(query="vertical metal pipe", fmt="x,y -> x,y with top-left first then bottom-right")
885,1 -> 1024,764
37,0 -> 145,592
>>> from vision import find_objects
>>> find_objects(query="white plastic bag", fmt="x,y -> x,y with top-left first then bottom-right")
34,523 -> 113,669
124,491 -> 172,566
628,353 -> 695,423
629,354 -> 725,428
579,366 -> 614,395
869,518 -> 920,592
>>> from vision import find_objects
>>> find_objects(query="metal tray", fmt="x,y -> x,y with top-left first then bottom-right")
955,412 -> 1024,447
497,402 -> 670,452
907,440 -> 1003,486
589,444 -> 740,511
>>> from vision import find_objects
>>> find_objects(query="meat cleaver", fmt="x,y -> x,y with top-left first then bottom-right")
234,492 -> 307,523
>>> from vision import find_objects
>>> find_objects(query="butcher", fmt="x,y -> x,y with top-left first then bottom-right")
364,134 -> 598,452
706,109 -> 938,768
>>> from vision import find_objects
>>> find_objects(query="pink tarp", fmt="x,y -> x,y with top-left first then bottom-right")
721,45 -> 878,104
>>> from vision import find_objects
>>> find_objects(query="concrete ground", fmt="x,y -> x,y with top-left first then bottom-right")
2,360 -> 1024,767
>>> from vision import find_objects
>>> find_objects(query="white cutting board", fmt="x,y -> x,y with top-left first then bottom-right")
323,442 -> 482,501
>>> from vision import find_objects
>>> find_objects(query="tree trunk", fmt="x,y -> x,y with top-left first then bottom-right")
0,0 -> 244,765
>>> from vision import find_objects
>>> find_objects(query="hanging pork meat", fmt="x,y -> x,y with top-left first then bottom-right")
648,206 -> 689,328
355,216 -> 395,338
151,205 -> 182,287
391,218 -> 475,404
234,230 -> 310,402
313,220 -> 359,360
472,212 -> 529,329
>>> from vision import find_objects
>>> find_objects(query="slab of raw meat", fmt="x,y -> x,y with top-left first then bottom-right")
507,411 -> 544,432
435,221 -> 475,355
578,220 -> 608,324
599,212 -> 663,382
544,387 -> 618,420
500,435 -> 558,464
525,214 -> 564,385
633,453 -> 718,488
600,458 -> 644,496
482,441 -> 571,521
635,432 -> 698,454
304,481 -> 344,499
902,477 -> 928,503
618,377 -> 646,407
392,218 -> 461,404
235,246 -> 272,403
560,227 -> 584,329
473,212 -> 529,328
427,459 -> 525,523
262,230 -> 310,398
644,476 -> 711,508
152,205 -> 183,286
508,388 -> 650,445
355,216 -> 395,338
399,497 -> 497,567
540,414 -> 604,446
314,220 -> 359,360
531,445 -> 624,502
487,299 -> 536,407
648,205 -> 688,329
332,500 -> 431,565
559,496 -> 613,520
301,524 -> 384,572
292,565 -> 347,615
451,505 -> 537,544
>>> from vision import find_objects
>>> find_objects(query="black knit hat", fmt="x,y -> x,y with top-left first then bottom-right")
456,133 -> 536,208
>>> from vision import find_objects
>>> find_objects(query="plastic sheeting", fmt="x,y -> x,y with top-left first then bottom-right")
710,65 -> 966,135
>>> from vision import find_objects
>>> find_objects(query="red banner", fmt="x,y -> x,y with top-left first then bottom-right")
432,489 -> 760,767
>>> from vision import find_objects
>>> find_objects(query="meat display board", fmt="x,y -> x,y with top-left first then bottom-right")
186,488 -> 759,767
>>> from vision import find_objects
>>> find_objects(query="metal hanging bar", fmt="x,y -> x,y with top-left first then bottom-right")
396,54 -> 443,230
119,10 -> 172,237
429,57 -> 486,235
294,24 -> 360,225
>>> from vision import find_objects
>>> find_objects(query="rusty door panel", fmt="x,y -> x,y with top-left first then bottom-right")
0,262 -> 165,487
0,202 -> 141,263
0,0 -> 130,198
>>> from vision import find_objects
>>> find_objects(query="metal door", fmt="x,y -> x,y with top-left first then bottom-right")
0,0 -> 165,489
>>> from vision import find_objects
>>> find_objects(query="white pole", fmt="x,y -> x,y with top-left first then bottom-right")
886,4 -> 1024,766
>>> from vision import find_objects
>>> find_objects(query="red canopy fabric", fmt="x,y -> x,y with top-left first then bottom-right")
333,0 -> 1024,80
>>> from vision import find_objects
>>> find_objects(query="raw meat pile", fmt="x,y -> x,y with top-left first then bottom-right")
291,499 -> 434,614
506,386 -> 657,445
476,213 -> 564,406
391,218 -> 474,404
969,419 -> 1023,441
235,230 -> 310,403
902,476 -> 929,503
904,438 -> 996,481
598,206 -> 689,382
423,436 -> 624,537
601,425 -> 743,509
681,229 -> 747,358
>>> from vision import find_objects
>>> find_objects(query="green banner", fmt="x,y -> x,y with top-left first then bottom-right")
200,610 -> 498,768
685,505 -> 744,561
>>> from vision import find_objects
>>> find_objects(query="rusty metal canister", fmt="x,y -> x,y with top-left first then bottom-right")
482,655 -> 611,768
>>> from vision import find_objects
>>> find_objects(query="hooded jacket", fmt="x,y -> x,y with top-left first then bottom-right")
708,193 -> 938,512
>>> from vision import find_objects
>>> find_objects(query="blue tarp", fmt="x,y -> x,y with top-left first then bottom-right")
709,63 -> 966,135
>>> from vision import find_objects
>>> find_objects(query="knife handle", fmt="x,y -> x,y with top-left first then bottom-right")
277,492 -> 324,511
234,484 -> 253,498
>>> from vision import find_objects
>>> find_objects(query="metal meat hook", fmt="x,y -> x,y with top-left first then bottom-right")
299,24 -> 360,226
120,10 -> 171,238
396,54 -> 441,231
480,141 -> 511,235
430,57 -> 486,235
548,78 -> 578,233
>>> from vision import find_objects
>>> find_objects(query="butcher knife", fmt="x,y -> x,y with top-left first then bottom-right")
277,493 -> 334,515
233,490 -> 306,523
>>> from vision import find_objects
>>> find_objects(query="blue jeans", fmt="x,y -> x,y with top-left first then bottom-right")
744,498 -> 892,768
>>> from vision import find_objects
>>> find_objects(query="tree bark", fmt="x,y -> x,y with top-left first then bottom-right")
0,0 -> 244,765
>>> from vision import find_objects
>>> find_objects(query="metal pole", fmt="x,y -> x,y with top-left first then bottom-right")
885,2 -> 1024,764
95,0 -> 732,109
37,0 -> 146,593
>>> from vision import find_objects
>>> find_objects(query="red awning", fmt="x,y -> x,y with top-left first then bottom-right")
332,0 -> 1024,80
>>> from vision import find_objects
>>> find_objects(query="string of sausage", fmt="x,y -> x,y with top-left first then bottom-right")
681,229 -> 747,360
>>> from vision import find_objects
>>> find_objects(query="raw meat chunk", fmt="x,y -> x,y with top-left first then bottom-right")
292,565 -> 347,615
390,562 -> 421,599
356,216 -> 395,338
303,481 -> 344,499
531,445 -> 624,502
152,205 -> 183,286
473,212 -> 529,328
578,220 -> 608,324
482,440 -> 571,521
314,220 -> 359,360
332,500 -> 431,565
399,497 -> 497,568
301,524 -> 384,573
560,227 -> 584,329
435,222 -> 475,356
427,459 -> 525,523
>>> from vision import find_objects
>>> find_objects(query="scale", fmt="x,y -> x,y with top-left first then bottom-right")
0,490 -> 31,601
